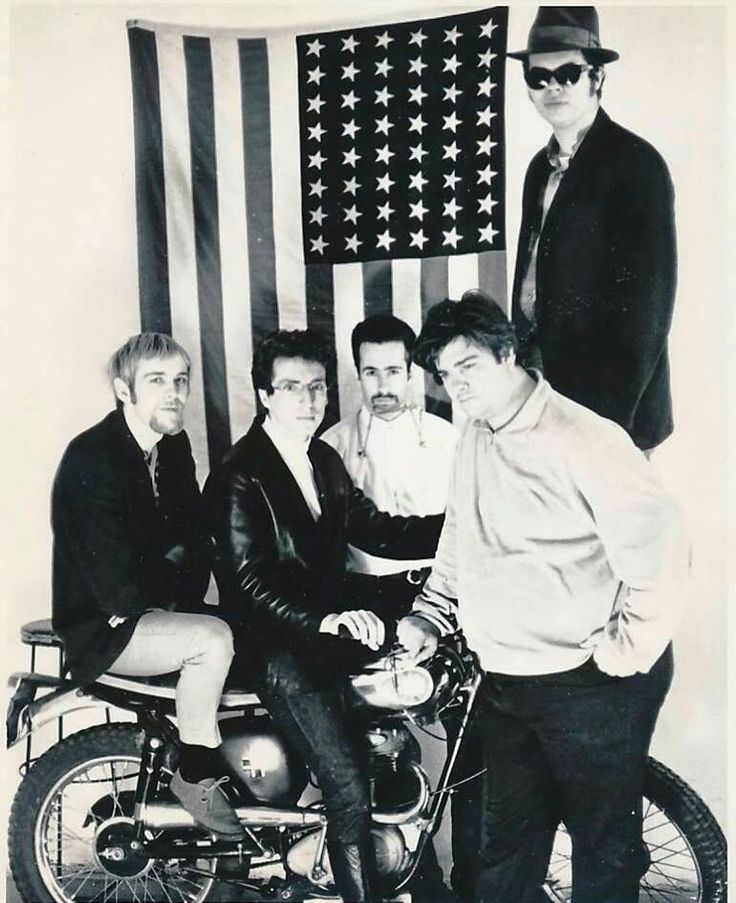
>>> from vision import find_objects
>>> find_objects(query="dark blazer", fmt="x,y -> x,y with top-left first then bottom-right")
51,409 -> 210,686
511,108 -> 677,450
202,421 -> 443,668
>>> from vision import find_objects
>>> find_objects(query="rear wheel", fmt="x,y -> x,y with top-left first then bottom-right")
544,757 -> 727,902
8,723 -> 238,903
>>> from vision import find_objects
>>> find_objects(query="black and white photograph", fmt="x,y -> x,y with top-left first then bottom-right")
3,2 -> 731,902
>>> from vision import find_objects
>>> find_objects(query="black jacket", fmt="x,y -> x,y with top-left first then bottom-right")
202,421 -> 443,665
51,409 -> 210,686
511,108 -> 677,450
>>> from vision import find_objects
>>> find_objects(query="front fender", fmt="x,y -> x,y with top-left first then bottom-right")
6,672 -> 112,748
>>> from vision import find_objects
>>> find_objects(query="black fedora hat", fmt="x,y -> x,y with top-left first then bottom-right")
507,7 -> 619,63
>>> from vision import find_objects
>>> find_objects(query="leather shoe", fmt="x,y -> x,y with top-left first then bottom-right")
169,770 -> 245,839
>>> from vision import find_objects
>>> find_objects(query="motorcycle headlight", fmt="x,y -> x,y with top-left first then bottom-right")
349,665 -> 434,711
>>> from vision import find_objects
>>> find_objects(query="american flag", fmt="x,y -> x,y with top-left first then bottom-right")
127,8 -> 508,481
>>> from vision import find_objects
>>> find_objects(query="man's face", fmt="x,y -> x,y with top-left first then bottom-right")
526,49 -> 600,132
435,336 -> 512,421
117,353 -> 190,436
259,356 -> 328,441
358,341 -> 411,419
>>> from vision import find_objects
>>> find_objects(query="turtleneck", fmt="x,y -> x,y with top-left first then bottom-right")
262,416 -> 321,520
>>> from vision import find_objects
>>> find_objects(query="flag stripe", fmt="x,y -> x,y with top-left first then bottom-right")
391,258 -> 425,409
420,256 -> 451,420
128,26 -> 171,333
306,263 -> 340,428
479,248 -> 508,314
362,260 -> 393,318
184,36 -> 232,466
333,262 -> 365,421
239,39 -> 279,349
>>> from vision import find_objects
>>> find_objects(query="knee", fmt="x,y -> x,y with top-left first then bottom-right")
197,615 -> 235,661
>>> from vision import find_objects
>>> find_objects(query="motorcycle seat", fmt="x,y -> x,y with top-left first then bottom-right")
92,672 -> 262,710
21,618 -> 63,649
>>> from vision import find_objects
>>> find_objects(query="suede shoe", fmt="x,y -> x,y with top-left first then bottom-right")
169,770 -> 245,839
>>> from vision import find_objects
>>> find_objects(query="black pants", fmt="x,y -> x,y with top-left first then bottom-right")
473,647 -> 674,903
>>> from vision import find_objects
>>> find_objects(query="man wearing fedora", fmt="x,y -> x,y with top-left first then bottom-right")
509,7 -> 677,454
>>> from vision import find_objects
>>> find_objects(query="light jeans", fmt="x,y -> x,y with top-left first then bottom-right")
108,609 -> 234,747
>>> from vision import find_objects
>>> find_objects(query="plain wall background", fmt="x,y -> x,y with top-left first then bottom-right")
3,0 -> 730,877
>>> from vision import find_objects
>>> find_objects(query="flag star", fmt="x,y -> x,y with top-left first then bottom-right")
409,28 -> 427,47
478,194 -> 498,215
375,115 -> 394,136
444,25 -> 462,45
480,19 -> 497,39
444,171 -> 461,190
477,107 -> 494,127
443,111 -> 462,132
307,66 -> 324,85
306,38 -> 324,56
443,197 -> 463,219
409,143 -> 428,163
409,171 -> 428,192
478,165 -> 497,185
342,34 -> 359,53
478,76 -> 496,97
342,61 -> 359,81
443,141 -> 460,162
375,57 -> 393,78
443,84 -> 462,104
408,113 -> 427,134
345,234 -> 362,253
375,86 -> 393,106
478,48 -> 494,68
442,226 -> 461,249
344,176 -> 360,194
309,179 -> 326,198
376,144 -> 395,165
410,229 -> 428,249
308,150 -> 326,168
477,135 -> 496,156
377,200 -> 394,221
307,95 -> 326,114
479,222 -> 498,244
376,30 -> 393,49
311,235 -> 328,254
409,199 -> 429,220
308,122 -> 326,142
443,55 -> 461,75
409,57 -> 427,76
376,172 -> 395,193
408,84 -> 427,105
342,90 -> 359,110
343,147 -> 360,167
309,206 -> 327,226
342,120 -> 361,139
344,204 -> 362,224
376,229 -> 395,250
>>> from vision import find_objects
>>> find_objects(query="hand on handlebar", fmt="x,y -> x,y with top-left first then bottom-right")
320,610 -> 386,651
396,615 -> 440,664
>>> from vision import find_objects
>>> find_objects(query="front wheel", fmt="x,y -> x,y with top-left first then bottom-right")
8,723 -> 238,903
544,756 -> 727,903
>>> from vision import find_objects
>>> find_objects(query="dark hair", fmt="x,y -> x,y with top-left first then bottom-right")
251,329 -> 336,395
413,290 -> 517,383
350,315 -> 417,371
108,332 -> 191,407
522,53 -> 605,99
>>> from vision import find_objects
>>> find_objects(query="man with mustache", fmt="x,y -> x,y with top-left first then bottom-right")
52,333 -> 244,839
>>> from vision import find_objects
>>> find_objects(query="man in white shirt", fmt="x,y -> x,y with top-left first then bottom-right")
398,291 -> 687,903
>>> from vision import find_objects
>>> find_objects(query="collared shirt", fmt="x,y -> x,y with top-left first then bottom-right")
263,416 -> 321,520
519,123 -> 594,325
123,406 -> 161,496
413,376 -> 688,677
322,406 -> 457,575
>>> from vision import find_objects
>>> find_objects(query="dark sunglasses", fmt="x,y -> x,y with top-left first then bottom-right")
524,63 -> 593,90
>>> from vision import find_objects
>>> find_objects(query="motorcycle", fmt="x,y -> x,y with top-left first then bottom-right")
6,631 -> 727,903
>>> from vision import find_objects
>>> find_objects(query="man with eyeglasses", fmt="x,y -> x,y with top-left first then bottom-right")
509,7 -> 677,455
203,329 -> 444,903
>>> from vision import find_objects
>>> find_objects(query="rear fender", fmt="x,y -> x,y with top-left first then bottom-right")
6,672 -> 112,748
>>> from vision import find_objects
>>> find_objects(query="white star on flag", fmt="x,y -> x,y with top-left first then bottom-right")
478,165 -> 496,185
342,34 -> 359,53
307,96 -> 325,114
376,229 -> 395,250
409,58 -> 427,76
409,199 -> 429,220
443,198 -> 463,219
308,150 -> 326,168
306,38 -> 324,56
477,136 -> 496,156
307,67 -> 324,85
344,176 -> 360,194
308,123 -> 326,142
342,62 -> 359,81
410,229 -> 429,249
479,222 -> 498,243
344,204 -> 362,224
341,90 -> 359,110
377,173 -> 394,193
310,235 -> 328,254
443,55 -> 461,75
408,114 -> 426,134
480,19 -> 497,39
409,171 -> 428,192
477,194 -> 498,215
478,76 -> 495,97
375,58 -> 392,77
477,108 -> 493,127
343,147 -> 360,167
443,111 -> 462,132
408,85 -> 427,105
409,29 -> 427,47
376,144 -> 395,165
444,171 -> 461,190
443,84 -> 461,103
309,179 -> 326,197
442,227 -> 461,249
376,30 -> 393,49
443,141 -> 460,162
478,49 -> 494,68
375,115 -> 393,136
375,86 -> 393,106
409,144 -> 428,163
342,120 -> 360,139
377,201 -> 394,221
309,207 -> 326,225
444,26 -> 462,44
345,234 -> 362,253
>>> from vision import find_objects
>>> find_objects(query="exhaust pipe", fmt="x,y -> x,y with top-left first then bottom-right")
143,802 -> 327,831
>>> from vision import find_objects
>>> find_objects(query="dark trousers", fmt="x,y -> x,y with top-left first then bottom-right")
473,647 -> 673,903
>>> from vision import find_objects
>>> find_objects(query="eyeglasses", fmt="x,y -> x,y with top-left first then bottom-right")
271,380 -> 328,399
524,63 -> 593,90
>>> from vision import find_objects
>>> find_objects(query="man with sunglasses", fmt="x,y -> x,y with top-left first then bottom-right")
509,7 -> 677,454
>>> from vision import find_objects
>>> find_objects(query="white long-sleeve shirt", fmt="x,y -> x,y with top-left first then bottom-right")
413,377 -> 688,677
322,406 -> 457,575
